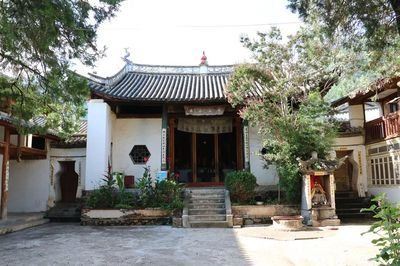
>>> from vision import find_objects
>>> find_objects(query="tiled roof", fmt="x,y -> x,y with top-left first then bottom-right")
0,112 -> 57,136
89,63 -> 264,102
51,120 -> 87,148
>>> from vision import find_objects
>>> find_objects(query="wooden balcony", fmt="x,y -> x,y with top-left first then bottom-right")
365,111 -> 400,144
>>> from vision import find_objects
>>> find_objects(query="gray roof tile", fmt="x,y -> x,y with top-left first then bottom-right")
88,63 -> 257,102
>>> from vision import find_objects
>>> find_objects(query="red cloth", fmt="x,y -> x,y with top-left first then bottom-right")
310,175 -> 323,189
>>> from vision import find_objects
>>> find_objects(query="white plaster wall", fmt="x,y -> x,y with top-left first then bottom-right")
85,100 -> 115,190
8,158 -> 50,212
349,104 -> 364,127
368,187 -> 400,203
249,126 -> 278,186
334,135 -> 364,146
49,148 -> 86,206
112,118 -> 162,183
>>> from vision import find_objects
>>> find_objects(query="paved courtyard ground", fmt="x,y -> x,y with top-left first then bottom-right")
0,223 -> 378,266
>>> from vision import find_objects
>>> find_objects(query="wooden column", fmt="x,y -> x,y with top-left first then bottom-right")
192,133 -> 197,183
214,134 -> 219,182
1,127 -> 10,219
161,105 -> 168,171
235,118 -> 244,170
168,118 -> 175,173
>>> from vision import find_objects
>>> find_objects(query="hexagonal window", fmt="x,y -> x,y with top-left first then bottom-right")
129,145 -> 151,164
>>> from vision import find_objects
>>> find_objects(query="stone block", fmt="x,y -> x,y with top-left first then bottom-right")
172,217 -> 182,228
233,217 -> 243,226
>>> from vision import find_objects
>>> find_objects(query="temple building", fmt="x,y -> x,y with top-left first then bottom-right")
333,77 -> 400,203
85,55 -> 278,189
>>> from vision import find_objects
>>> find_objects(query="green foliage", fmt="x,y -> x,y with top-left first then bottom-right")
225,171 -> 257,204
362,194 -> 400,265
227,28 -> 337,203
155,179 -> 184,211
137,166 -> 156,208
86,185 -> 116,209
286,1 -> 400,103
0,0 -> 123,136
137,167 -> 184,211
85,165 -> 134,209
287,0 -> 400,48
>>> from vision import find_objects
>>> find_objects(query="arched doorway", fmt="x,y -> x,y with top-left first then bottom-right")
335,151 -> 358,192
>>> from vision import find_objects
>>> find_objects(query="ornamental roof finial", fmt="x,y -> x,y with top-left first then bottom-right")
200,51 -> 208,66
121,48 -> 132,64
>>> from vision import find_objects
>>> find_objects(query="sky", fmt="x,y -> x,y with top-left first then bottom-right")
76,0 -> 301,77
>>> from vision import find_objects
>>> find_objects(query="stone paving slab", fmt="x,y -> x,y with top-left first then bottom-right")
0,213 -> 49,235
0,223 -> 378,266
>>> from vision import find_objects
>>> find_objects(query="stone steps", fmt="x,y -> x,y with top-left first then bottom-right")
189,221 -> 229,228
189,214 -> 227,221
189,198 -> 225,204
188,208 -> 226,215
183,188 -> 233,228
45,202 -> 81,222
189,203 -> 226,209
335,192 -> 374,221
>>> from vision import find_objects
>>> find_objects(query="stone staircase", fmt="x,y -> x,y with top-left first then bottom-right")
335,191 -> 374,221
183,188 -> 233,228
45,202 -> 81,222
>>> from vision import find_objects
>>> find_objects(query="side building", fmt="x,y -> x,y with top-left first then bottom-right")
333,77 -> 400,203
0,111 -> 87,220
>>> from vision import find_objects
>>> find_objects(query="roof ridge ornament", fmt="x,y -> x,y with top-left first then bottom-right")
121,48 -> 132,64
199,51 -> 208,74
200,51 -> 208,66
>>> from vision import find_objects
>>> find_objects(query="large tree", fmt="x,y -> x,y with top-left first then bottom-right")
287,0 -> 400,101
227,28 -> 338,202
0,0 -> 123,136
287,0 -> 400,47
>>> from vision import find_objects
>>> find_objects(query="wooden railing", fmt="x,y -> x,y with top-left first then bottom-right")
365,111 -> 400,143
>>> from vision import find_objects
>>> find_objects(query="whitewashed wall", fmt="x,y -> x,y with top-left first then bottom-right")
368,187 -> 400,203
85,99 -> 115,190
49,148 -> 86,206
112,118 -> 162,183
8,157 -> 50,212
249,126 -> 278,186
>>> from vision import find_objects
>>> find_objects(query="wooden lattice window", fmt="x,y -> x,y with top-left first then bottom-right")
370,154 -> 400,186
129,145 -> 151,164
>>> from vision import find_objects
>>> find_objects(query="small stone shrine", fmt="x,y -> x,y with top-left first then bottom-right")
298,152 -> 346,227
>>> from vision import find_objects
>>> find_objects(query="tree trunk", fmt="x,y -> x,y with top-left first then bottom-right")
389,0 -> 400,34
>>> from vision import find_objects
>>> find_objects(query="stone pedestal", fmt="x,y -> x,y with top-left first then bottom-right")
271,216 -> 303,230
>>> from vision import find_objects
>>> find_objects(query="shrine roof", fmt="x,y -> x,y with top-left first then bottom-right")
88,62 -> 265,103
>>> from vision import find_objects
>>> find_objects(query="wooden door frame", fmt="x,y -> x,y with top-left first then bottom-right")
168,116 -> 243,186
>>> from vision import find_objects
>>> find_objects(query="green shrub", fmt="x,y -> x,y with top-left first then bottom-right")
85,165 -> 134,209
362,194 -> 400,265
137,166 -> 156,207
225,170 -> 257,203
86,185 -> 116,209
277,162 -> 301,203
137,167 -> 184,211
155,179 -> 184,211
